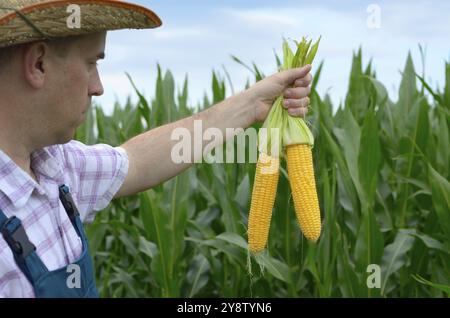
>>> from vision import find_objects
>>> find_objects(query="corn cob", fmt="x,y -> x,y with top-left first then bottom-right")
248,153 -> 280,253
247,37 -> 321,254
286,144 -> 321,241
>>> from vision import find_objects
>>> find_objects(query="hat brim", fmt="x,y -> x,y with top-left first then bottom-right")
0,0 -> 162,48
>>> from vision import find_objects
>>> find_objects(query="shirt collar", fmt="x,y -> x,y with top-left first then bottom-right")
0,146 -> 64,208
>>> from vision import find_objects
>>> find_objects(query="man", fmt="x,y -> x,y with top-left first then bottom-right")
0,1 -> 313,297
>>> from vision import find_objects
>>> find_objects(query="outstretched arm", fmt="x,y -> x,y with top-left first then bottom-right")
115,65 -> 313,198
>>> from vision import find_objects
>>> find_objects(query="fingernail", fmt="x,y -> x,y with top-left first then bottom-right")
284,90 -> 292,98
283,100 -> 290,107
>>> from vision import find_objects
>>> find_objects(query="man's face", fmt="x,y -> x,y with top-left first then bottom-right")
43,31 -> 106,143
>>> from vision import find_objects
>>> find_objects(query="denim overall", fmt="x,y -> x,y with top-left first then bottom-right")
0,185 -> 99,298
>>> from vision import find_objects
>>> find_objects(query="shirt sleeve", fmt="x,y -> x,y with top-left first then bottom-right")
58,140 -> 129,223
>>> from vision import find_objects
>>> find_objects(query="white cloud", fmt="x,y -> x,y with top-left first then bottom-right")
378,1 -> 450,41
151,27 -> 211,40
221,8 -> 301,29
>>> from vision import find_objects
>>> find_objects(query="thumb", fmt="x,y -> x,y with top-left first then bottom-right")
279,64 -> 312,87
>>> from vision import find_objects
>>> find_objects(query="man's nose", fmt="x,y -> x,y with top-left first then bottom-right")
88,68 -> 104,96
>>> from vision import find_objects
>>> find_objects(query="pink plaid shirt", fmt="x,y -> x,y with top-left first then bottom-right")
0,140 -> 129,297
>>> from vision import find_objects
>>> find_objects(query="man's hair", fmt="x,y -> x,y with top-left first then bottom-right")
0,45 -> 17,70
0,36 -> 80,71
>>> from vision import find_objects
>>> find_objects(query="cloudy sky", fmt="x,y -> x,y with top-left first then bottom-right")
95,0 -> 450,115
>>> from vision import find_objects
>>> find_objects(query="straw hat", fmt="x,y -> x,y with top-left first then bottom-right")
0,0 -> 162,48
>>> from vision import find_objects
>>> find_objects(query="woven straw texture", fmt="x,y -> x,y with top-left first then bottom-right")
0,0 -> 162,47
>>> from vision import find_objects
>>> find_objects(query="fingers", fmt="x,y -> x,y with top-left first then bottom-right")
287,104 -> 309,118
283,85 -> 311,99
280,64 -> 312,86
283,96 -> 310,118
283,96 -> 310,108
294,73 -> 313,87
277,65 -> 313,118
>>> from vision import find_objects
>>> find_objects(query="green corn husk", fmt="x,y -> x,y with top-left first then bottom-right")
258,95 -> 284,157
258,36 -> 321,158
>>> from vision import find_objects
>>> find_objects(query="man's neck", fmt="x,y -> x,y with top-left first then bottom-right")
0,139 -> 39,183
0,87 -> 44,183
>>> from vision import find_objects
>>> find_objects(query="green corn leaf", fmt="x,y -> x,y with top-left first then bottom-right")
413,275 -> 450,296
304,36 -> 321,66
428,165 -> 450,238
358,106 -> 381,206
381,230 -> 415,295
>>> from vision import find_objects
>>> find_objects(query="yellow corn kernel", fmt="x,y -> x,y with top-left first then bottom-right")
286,144 -> 321,242
248,153 -> 280,253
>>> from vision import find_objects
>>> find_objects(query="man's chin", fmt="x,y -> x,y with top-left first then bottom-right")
57,127 -> 78,144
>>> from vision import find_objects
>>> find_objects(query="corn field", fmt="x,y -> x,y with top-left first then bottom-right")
75,49 -> 450,298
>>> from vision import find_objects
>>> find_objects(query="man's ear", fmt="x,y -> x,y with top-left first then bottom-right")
22,42 -> 48,89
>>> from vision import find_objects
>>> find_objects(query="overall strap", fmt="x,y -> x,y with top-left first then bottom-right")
0,186 -> 97,295
0,185 -> 83,261
58,185 -> 84,238
0,207 -> 43,283
58,185 -> 79,222
0,208 -> 36,260
0,208 -> 8,229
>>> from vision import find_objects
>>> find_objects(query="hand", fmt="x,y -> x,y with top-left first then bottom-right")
248,65 -> 313,123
